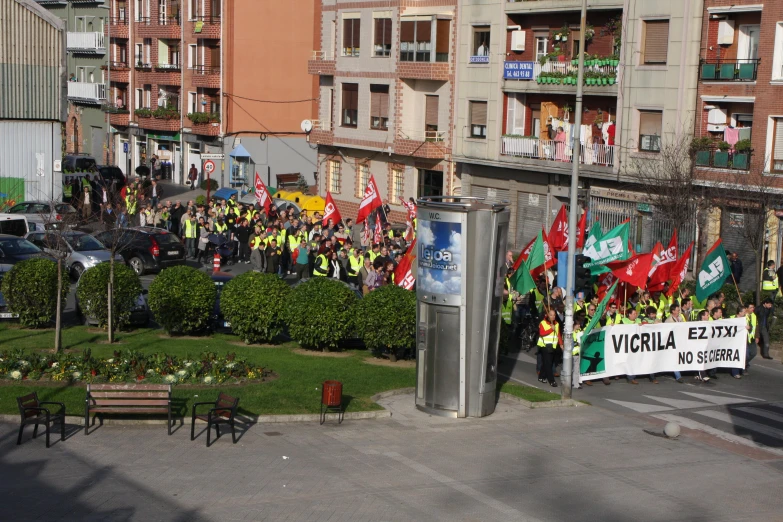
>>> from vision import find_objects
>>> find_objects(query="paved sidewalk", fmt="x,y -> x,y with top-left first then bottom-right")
1,393 -> 781,521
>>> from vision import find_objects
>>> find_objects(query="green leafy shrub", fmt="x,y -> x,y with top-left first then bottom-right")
200,179 -> 219,191
195,195 -> 206,206
353,285 -> 415,361
221,272 -> 291,344
148,266 -> 216,335
1,258 -> 69,328
134,108 -> 152,118
284,278 -> 358,351
76,263 -> 142,329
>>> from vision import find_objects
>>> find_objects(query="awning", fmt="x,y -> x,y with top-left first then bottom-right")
212,188 -> 238,201
707,4 -> 762,14
700,95 -> 755,104
229,144 -> 252,159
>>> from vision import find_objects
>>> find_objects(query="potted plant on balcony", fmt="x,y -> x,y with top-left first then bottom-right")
732,139 -> 752,170
562,104 -> 573,122
134,108 -> 152,118
691,137 -> 712,166
713,141 -> 731,168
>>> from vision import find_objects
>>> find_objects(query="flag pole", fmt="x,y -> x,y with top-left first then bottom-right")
561,0 -> 587,400
732,274 -> 744,306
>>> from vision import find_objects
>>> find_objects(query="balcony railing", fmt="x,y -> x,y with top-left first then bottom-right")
136,16 -> 151,25
109,16 -> 128,25
501,136 -> 616,167
695,149 -> 750,170
700,59 -> 759,81
159,14 -> 181,25
67,82 -> 107,104
193,65 -> 220,75
397,128 -> 446,142
515,60 -> 618,82
311,50 -> 334,61
156,63 -> 181,70
109,61 -> 129,69
194,15 -> 221,24
66,32 -> 106,54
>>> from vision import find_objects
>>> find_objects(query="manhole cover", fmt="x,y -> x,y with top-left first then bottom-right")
264,431 -> 283,436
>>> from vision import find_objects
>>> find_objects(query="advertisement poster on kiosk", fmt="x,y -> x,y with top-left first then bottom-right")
417,219 -> 462,295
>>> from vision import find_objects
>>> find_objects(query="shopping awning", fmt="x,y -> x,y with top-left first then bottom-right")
229,144 -> 252,158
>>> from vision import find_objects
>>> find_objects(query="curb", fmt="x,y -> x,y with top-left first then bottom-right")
371,387 -> 416,402
498,393 -> 581,409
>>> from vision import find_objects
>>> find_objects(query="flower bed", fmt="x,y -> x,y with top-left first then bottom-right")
0,348 -> 269,386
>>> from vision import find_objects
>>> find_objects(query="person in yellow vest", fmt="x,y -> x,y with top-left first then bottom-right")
125,194 -> 137,224
347,248 -> 363,286
214,217 -> 228,237
762,260 -> 779,302
249,225 -> 267,272
655,290 -> 670,320
537,308 -> 560,387
571,320 -> 584,390
368,243 -> 381,263
624,308 -> 658,384
313,250 -> 329,277
502,272 -> 514,326
183,213 -> 198,259
602,301 -> 623,327
730,305 -> 756,379
530,283 -> 546,318
637,291 -> 652,315
573,291 -> 586,313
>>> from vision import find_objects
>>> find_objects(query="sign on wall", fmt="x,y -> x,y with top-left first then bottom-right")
417,218 -> 462,296
503,61 -> 535,80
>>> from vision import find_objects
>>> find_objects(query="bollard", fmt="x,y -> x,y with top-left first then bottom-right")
213,252 -> 221,273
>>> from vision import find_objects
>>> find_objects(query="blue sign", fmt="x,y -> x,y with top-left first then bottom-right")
470,55 -> 490,64
122,142 -> 129,153
504,61 -> 535,80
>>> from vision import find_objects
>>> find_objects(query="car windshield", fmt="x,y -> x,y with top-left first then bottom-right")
55,204 -> 76,213
0,238 -> 41,256
154,233 -> 181,246
7,204 -> 26,214
66,234 -> 105,252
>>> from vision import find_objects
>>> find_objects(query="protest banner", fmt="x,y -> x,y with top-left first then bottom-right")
579,317 -> 746,382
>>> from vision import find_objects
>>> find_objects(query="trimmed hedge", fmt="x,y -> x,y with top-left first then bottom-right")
200,179 -> 218,191
1,258 -> 69,328
148,266 -> 216,335
220,272 -> 291,344
76,262 -> 142,329
353,285 -> 416,360
283,278 -> 358,351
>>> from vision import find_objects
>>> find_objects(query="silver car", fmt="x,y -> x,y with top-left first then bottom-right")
6,201 -> 78,230
25,231 -> 124,280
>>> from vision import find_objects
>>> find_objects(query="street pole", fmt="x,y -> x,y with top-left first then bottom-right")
562,0 -> 587,400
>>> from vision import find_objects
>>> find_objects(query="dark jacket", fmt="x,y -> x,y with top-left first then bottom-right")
730,258 -> 743,283
265,245 -> 281,274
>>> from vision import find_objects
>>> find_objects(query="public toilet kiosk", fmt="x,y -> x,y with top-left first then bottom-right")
415,197 -> 510,418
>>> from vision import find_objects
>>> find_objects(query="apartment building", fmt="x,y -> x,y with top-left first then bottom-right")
105,0 -> 318,187
308,0 -> 458,222
454,0 -> 703,254
35,0 -> 109,162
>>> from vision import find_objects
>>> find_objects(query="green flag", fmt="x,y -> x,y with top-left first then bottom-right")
511,258 -> 536,296
526,231 -> 546,270
582,281 -> 618,339
583,222 -> 629,274
696,239 -> 730,301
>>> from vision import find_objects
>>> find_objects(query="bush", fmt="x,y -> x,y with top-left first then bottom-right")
1,258 -> 69,328
221,272 -> 291,344
200,179 -> 218,191
195,195 -> 206,206
353,285 -> 416,361
284,278 -> 358,351
76,263 -> 142,329
148,266 -> 216,335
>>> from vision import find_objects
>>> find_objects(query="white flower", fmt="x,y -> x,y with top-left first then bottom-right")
184,361 -> 193,368
10,370 -> 22,380
164,374 -> 177,384
51,362 -> 59,368
225,362 -> 236,369
176,370 -> 188,378
18,360 -> 29,367
68,365 -> 77,371
72,371 -> 82,380
202,375 -> 214,385
106,358 -> 115,364
146,369 -> 155,375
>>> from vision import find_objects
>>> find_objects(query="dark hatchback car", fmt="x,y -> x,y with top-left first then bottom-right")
0,234 -> 53,265
96,165 -> 127,189
93,227 -> 186,276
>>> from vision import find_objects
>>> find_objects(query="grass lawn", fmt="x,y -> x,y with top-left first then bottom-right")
0,324 -> 558,416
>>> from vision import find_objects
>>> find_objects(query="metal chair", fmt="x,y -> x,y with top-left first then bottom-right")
17,392 -> 66,448
191,392 -> 239,446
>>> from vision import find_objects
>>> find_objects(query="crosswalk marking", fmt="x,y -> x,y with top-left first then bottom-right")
680,392 -> 755,406
643,395 -> 710,410
694,410 -> 783,440
652,413 -> 783,458
734,407 -> 783,425
605,399 -> 674,413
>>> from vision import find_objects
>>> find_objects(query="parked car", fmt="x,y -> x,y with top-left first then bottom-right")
0,234 -> 52,265
75,285 -> 150,327
5,201 -> 79,230
96,165 -> 127,189
63,154 -> 97,173
211,271 -> 234,333
0,214 -> 35,236
93,227 -> 186,276
0,270 -> 18,321
25,230 -> 124,280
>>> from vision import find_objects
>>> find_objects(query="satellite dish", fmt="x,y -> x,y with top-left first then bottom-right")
301,120 -> 314,133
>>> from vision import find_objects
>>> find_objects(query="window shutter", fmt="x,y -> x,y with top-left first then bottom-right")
425,96 -> 439,126
401,20 -> 415,42
343,20 -> 351,48
643,20 -> 669,64
342,84 -> 358,111
774,119 -> 783,160
210,46 -> 220,68
375,18 -> 391,45
436,20 -> 450,54
379,91 -> 389,119
639,111 -> 662,135
352,19 -> 361,48
417,20 -> 432,43
471,101 -> 487,126
370,90 -> 380,118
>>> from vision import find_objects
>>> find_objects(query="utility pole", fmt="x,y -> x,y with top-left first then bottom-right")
562,0 -> 588,400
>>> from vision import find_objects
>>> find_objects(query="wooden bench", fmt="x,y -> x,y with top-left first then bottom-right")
85,384 -> 172,435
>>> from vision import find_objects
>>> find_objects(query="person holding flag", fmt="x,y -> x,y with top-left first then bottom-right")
579,281 -> 618,386
254,172 -> 273,216
537,307 -> 561,387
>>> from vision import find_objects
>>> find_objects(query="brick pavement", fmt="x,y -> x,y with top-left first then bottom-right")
1,393 -> 782,521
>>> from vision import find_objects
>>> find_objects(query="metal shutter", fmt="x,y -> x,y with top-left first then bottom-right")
643,20 -> 669,64
639,111 -> 662,135
720,210 -> 756,292
374,18 -> 391,46
471,101 -> 487,126
436,19 -> 450,55
515,192 -> 547,250
425,96 -> 439,126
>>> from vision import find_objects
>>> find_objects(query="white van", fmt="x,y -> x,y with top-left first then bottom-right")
0,214 -> 34,236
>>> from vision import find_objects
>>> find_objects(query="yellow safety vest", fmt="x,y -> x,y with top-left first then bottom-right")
574,302 -> 585,313
606,313 -> 622,326
621,317 -> 639,325
369,251 -> 379,262
184,220 -> 197,239
125,196 -> 137,215
288,233 -> 301,251
313,254 -> 329,276
762,269 -> 779,291
251,236 -> 263,249
388,230 -> 394,239
532,288 -> 545,311
348,256 -> 362,277
572,331 -> 582,356
502,277 -> 513,325
63,184 -> 73,198
214,223 -> 228,234
656,295 -> 669,319
537,320 -> 559,348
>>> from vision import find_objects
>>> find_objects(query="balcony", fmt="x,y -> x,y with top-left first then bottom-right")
191,16 -> 221,39
107,17 -> 129,38
397,61 -> 450,81
505,0 -> 623,13
395,129 -> 448,159
695,149 -> 750,171
67,32 -> 106,54
190,121 -> 220,136
67,82 -> 106,105
308,119 -> 333,145
501,135 -> 616,168
504,59 -> 618,94
103,104 -> 130,127
192,66 -> 221,88
307,50 -> 336,75
700,59 -> 759,82
136,15 -> 181,38
135,109 -> 181,132
104,62 -> 130,83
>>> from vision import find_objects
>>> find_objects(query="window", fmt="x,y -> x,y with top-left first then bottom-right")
188,91 -> 197,113
358,163 -> 370,197
370,85 -> 389,130
374,16 -> 392,57
343,15 -> 361,57
638,110 -> 662,152
391,168 -> 404,201
469,101 -> 488,139
144,84 -> 151,107
341,83 -> 358,127
642,20 -> 670,65
189,0 -> 200,20
435,19 -> 450,62
418,169 -> 443,198
425,95 -> 439,137
144,38 -> 152,63
471,27 -> 490,63
135,88 -> 144,109
773,23 -> 783,80
188,44 -> 198,68
535,35 -> 548,63
327,160 -> 341,193
506,93 -> 525,135
135,43 -> 143,65
772,118 -> 783,172
400,19 -> 432,62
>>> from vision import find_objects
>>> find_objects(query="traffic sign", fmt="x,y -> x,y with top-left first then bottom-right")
201,153 -> 224,160
123,142 -> 129,153
203,160 -> 216,174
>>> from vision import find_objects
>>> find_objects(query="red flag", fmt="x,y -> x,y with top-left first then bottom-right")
596,271 -> 618,301
373,219 -> 383,245
606,252 -> 654,289
648,230 -> 678,290
356,175 -> 383,223
400,197 -> 417,220
512,235 -> 537,271
322,192 -> 343,226
576,210 -> 587,249
254,172 -> 272,213
628,239 -> 636,257
531,228 -> 556,279
548,205 -> 568,252
666,242 -> 694,297
394,238 -> 417,290
647,242 -> 664,278
362,219 -> 372,245
617,281 -> 639,309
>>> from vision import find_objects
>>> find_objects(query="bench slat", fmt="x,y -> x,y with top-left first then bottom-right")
90,399 -> 170,407
88,392 -> 169,399
89,408 -> 169,413
89,384 -> 170,391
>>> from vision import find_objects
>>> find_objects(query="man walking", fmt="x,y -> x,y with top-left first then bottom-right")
729,252 -> 743,286
234,219 -> 252,264
757,298 -> 774,359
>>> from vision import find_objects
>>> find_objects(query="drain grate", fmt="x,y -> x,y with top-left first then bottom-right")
263,431 -> 283,436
